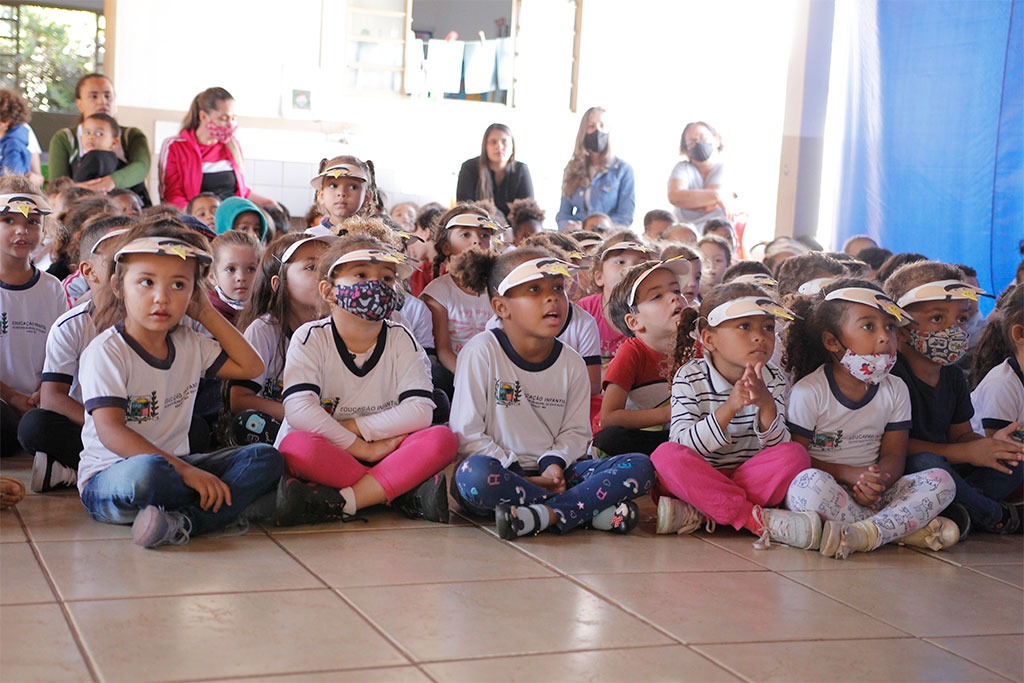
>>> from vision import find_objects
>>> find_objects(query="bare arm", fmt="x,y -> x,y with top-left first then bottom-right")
908,421 -> 1024,473
600,383 -> 670,430
422,294 -> 457,374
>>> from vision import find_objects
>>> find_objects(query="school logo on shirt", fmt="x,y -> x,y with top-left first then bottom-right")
263,376 -> 283,401
494,380 -> 522,407
0,312 -> 7,335
810,429 -> 843,450
321,396 -> 341,415
126,391 -> 160,423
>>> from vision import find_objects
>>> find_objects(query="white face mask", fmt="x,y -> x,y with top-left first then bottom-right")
838,349 -> 897,385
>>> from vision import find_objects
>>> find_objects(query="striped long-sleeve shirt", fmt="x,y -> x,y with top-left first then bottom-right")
668,357 -> 790,468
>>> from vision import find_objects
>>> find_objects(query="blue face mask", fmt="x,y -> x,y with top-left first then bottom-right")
333,280 -> 398,321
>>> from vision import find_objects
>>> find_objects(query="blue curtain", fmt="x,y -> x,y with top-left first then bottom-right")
832,0 -> 1022,305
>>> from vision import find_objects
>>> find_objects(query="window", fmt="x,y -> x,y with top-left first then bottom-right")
0,2 -> 105,113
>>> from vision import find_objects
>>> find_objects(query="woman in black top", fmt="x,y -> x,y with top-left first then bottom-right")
455,123 -> 534,221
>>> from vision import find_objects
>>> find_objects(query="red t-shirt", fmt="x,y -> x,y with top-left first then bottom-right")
603,337 -> 672,413
577,292 -> 625,367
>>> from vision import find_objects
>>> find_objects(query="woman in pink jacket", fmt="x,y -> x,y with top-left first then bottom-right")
159,87 -> 275,210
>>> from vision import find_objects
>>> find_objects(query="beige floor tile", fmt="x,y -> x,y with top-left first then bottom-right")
0,541 -> 56,604
578,571 -> 902,644
695,637 -> 1006,682
16,492 -> 132,542
68,589 -> 407,682
700,530 -> 945,571
926,635 -> 1024,682
969,563 -> 1023,588
0,603 -> 92,682
38,534 -> 322,601
277,526 -> 554,587
423,645 -> 741,682
232,666 -> 433,682
922,534 -> 1023,566
0,508 -> 27,542
342,577 -> 672,662
511,531 -> 762,575
785,564 -> 1024,637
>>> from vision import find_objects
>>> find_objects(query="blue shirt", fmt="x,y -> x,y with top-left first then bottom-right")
556,158 -> 636,228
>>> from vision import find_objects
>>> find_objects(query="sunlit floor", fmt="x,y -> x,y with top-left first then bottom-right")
1,452 -> 1021,683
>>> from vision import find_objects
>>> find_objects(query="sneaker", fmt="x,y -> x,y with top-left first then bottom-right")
942,502 -> 972,540
495,503 -> 544,540
753,507 -> 822,550
30,452 -> 77,493
603,500 -> 640,534
391,473 -> 449,524
820,520 -> 880,559
657,496 -> 715,535
899,517 -> 960,551
132,506 -> 192,548
988,501 -> 1022,535
275,477 -> 366,527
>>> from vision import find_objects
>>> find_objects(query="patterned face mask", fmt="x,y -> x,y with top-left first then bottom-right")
839,349 -> 896,384
206,121 -> 237,143
333,280 -> 397,321
908,324 -> 969,365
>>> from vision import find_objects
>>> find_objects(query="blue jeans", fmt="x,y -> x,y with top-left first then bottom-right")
905,451 -> 1023,530
81,444 -> 283,536
454,454 -> 655,533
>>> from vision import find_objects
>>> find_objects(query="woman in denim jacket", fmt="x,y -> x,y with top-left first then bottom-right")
556,107 -> 635,230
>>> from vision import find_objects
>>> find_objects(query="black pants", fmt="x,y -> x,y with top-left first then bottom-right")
592,425 -> 669,457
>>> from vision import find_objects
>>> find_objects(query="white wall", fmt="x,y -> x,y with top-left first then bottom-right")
111,0 -> 796,241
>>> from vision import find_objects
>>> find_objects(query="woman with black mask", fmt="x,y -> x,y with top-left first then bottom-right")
556,107 -> 635,230
667,121 -> 735,229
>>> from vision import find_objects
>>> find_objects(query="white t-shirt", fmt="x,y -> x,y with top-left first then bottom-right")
40,301 -> 98,403
78,323 -> 228,490
970,357 -> 1024,436
0,267 -> 68,395
486,302 -> 601,366
787,364 -> 912,468
275,317 -> 434,449
234,314 -> 286,401
391,294 -> 435,350
449,328 -> 591,472
421,273 -> 492,353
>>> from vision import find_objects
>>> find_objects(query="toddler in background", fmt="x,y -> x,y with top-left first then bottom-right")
697,234 -> 731,287
507,198 -> 545,246
207,230 -> 261,327
660,243 -> 702,305
310,156 -> 378,233
71,113 -> 151,205
651,283 -> 820,550
214,196 -> 268,243
970,283 -> 1024,441
187,192 -> 221,230
0,89 -> 32,176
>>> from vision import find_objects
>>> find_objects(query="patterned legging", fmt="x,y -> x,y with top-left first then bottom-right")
786,467 -> 956,545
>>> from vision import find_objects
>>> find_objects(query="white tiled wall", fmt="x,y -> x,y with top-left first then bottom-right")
245,159 -> 318,218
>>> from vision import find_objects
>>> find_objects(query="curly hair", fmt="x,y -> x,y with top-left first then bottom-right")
0,89 -> 31,128
775,251 -> 846,300
722,260 -> 772,283
876,252 -> 928,284
452,246 -> 551,299
507,197 -> 545,228
970,283 -> 1023,389
882,260 -> 964,303
782,277 -> 885,381
430,203 -> 492,279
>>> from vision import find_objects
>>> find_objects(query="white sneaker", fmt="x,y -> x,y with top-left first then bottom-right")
899,517 -> 960,551
754,507 -> 822,550
30,452 -> 77,493
657,496 -> 715,535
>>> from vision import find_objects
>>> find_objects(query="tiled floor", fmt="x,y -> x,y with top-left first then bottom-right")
2,454 -> 1022,683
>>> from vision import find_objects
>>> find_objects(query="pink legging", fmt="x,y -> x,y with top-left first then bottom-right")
651,442 -> 810,529
278,426 -> 457,502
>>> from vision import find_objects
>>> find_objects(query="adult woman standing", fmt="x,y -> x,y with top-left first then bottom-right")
455,123 -> 534,220
667,121 -> 735,228
159,87 -> 275,210
556,107 -> 635,230
47,73 -> 151,203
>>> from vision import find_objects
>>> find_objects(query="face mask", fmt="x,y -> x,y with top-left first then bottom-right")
583,130 -> 608,154
839,349 -> 896,385
689,141 -> 714,162
333,280 -> 397,322
908,324 -> 969,365
206,120 -> 237,143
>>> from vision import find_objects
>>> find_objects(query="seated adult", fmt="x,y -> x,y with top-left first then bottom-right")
556,107 -> 635,230
159,87 -> 275,210
667,121 -> 734,229
456,123 -> 534,220
47,73 -> 152,205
